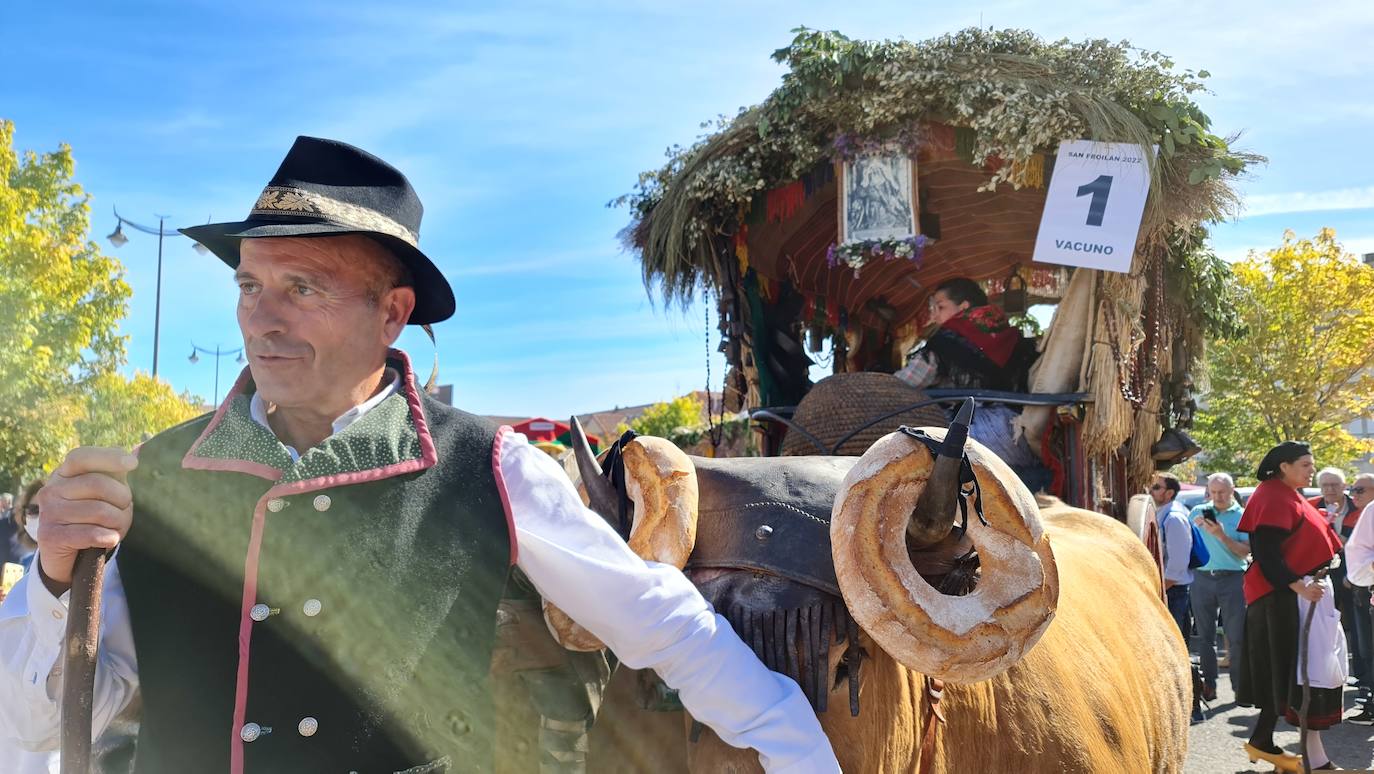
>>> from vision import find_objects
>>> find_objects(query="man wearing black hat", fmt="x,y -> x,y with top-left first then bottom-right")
0,138 -> 838,773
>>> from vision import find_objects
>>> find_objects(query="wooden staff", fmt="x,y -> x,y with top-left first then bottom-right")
1297,568 -> 1328,774
60,548 -> 107,774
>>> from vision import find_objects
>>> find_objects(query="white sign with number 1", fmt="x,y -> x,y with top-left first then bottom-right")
1031,140 -> 1152,274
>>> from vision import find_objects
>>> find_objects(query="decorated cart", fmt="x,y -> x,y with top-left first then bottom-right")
618,27 -> 1255,516
510,417 -> 602,457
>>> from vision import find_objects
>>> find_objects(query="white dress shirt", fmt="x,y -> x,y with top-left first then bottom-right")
0,389 -> 838,773
1346,502 -> 1374,588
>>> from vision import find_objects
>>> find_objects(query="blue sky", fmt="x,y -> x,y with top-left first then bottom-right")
4,0 -> 1372,417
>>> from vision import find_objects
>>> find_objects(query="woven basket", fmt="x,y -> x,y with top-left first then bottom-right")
781,372 -> 950,456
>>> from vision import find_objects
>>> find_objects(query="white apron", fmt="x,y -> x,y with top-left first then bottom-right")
1295,576 -> 1349,690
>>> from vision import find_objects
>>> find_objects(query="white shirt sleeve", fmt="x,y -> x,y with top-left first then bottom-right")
1347,503 -> 1374,588
496,430 -> 839,774
0,556 -> 139,751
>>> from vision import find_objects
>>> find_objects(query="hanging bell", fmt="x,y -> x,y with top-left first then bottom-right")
1002,265 -> 1028,316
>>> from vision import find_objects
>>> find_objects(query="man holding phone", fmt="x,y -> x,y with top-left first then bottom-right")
1189,472 -> 1250,702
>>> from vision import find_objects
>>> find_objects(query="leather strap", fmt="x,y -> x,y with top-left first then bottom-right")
918,676 -> 946,774
896,425 -> 989,532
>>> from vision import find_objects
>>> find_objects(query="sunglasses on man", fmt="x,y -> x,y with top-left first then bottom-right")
1353,486 -> 1369,495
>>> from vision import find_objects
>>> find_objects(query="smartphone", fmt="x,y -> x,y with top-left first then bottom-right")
1203,507 -> 1218,523
1,563 -> 22,595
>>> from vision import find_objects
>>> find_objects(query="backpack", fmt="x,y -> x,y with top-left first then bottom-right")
1187,521 -> 1211,569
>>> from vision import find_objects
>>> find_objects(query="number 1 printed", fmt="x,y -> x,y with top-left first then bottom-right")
1075,175 -> 1113,227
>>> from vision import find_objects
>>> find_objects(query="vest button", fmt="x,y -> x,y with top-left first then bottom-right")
240,722 -> 268,742
303,598 -> 323,617
297,716 -> 318,737
312,494 -> 331,512
249,604 -> 279,622
267,498 -> 286,513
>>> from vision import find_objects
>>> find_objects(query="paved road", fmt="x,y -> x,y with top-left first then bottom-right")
1186,672 -> 1373,773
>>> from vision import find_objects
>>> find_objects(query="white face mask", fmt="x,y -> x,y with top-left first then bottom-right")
24,516 -> 38,543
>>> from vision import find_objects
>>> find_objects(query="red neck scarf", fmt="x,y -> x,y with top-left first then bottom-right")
939,305 -> 1020,367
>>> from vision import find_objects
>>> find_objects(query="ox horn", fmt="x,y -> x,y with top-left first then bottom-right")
905,398 -> 973,549
545,434 -> 700,651
569,416 -> 620,527
830,427 -> 1059,683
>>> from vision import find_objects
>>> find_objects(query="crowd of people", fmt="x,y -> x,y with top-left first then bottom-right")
1151,442 -> 1374,771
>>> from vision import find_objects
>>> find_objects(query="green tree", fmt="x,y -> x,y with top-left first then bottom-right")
0,120 -> 132,486
1194,229 -> 1374,481
76,372 -> 205,450
628,394 -> 706,438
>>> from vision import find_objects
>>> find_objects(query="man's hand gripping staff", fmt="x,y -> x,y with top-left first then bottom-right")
35,447 -> 138,774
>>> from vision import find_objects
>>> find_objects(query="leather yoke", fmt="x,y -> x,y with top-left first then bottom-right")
685,455 -> 857,599
683,455 -> 865,714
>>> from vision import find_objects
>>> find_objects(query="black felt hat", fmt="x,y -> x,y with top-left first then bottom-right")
181,136 -> 454,324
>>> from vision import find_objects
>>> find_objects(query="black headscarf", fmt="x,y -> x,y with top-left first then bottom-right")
1256,441 -> 1311,481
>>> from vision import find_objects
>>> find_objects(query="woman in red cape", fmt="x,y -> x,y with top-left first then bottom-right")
895,277 -> 1033,393
1235,441 -> 1344,771
892,277 -> 1045,489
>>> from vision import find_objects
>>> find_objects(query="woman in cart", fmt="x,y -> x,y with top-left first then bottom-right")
895,276 -> 1044,486
895,277 -> 1035,393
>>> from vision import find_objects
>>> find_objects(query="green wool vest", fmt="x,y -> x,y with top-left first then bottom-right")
118,364 -> 512,774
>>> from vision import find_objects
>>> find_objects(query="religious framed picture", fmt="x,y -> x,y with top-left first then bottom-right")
838,153 -> 920,243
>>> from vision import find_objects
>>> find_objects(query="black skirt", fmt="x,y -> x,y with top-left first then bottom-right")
1235,587 -> 1344,729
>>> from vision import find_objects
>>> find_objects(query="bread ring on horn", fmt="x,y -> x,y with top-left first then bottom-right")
831,428 -> 1059,683
545,436 -> 699,651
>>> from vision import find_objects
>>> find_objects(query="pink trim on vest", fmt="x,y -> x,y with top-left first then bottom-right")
213,348 -> 441,768
491,427 -> 519,566
229,498 -> 269,774
259,350 -> 438,495
183,456 -> 283,480
182,367 -> 256,470
392,348 -> 439,470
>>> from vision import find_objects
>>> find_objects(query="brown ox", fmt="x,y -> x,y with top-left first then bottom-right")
559,422 -> 1189,773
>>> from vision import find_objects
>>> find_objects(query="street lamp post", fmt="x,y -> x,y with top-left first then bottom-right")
188,343 -> 245,407
107,208 -> 208,378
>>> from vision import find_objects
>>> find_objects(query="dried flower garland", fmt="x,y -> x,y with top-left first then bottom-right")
826,234 -> 929,274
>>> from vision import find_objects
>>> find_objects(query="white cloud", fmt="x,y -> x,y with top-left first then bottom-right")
1242,186 -> 1374,218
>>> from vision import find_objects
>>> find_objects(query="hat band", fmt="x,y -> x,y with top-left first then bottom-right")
249,185 -> 418,247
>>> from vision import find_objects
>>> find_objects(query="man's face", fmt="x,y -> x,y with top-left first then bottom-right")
1350,477 -> 1374,511
1149,478 -> 1173,506
235,236 -> 414,412
1318,474 -> 1346,504
1207,480 -> 1234,510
